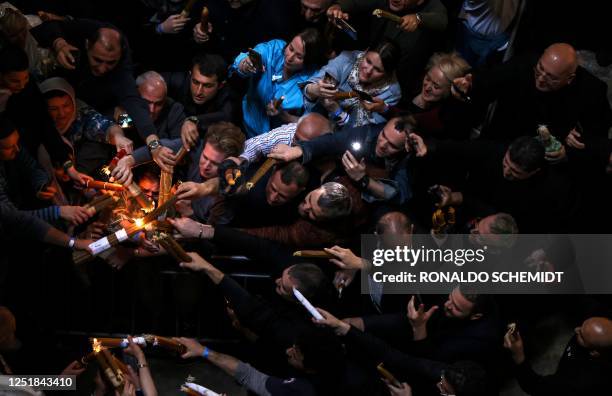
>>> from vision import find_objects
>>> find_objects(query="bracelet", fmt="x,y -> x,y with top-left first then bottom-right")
63,160 -> 74,172
202,347 -> 210,359
198,224 -> 204,239
68,237 -> 76,249
137,362 -> 147,368
331,108 -> 343,120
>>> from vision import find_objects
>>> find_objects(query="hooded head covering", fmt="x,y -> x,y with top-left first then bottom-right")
39,77 -> 76,135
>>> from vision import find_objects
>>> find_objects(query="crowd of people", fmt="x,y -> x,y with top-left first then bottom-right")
1,0 -> 611,395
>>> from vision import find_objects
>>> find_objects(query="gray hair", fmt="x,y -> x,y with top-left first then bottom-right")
136,70 -> 167,90
318,182 -> 352,220
489,213 -> 519,235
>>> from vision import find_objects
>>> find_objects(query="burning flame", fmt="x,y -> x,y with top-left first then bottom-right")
133,218 -> 145,228
140,200 -> 156,214
92,338 -> 102,353
101,166 -> 111,177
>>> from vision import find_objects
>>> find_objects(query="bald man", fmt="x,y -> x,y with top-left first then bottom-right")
451,43 -> 611,155
31,19 -> 176,171
504,316 -> 612,394
135,71 -> 186,139
240,113 -> 333,164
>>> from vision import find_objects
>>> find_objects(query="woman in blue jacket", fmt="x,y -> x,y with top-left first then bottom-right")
231,28 -> 326,137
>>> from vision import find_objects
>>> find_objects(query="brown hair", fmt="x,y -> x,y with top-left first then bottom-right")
203,121 -> 245,157
0,7 -> 27,38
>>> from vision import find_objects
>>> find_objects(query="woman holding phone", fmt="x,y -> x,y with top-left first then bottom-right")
230,28 -> 326,137
303,40 -> 402,129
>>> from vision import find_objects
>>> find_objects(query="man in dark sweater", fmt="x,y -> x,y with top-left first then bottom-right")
161,53 -> 240,149
504,316 -> 612,395
453,43 -> 611,167
421,136 -> 577,233
134,71 -> 186,142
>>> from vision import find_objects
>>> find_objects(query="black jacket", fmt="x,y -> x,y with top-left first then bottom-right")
161,70 -> 239,128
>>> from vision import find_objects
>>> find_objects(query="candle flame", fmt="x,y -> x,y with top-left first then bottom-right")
134,218 -> 145,228
92,338 -> 102,353
101,166 -> 111,176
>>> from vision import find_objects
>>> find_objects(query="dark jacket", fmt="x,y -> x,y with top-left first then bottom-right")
428,139 -> 577,233
298,123 -> 412,206
161,71 -> 240,128
514,336 -> 611,395
472,53 -> 612,164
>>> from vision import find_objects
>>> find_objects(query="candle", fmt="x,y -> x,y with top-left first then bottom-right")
372,9 -> 402,23
89,337 -> 147,348
149,335 -> 187,354
85,180 -> 125,191
84,194 -> 120,215
157,233 -> 192,263
200,6 -> 209,27
181,0 -> 198,16
293,250 -> 333,258
332,91 -> 359,100
181,382 -> 221,396
73,194 -> 180,264
92,339 -> 125,390
245,158 -> 277,190
293,287 -> 324,320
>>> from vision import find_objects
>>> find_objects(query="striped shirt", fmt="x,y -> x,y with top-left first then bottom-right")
240,123 -> 297,164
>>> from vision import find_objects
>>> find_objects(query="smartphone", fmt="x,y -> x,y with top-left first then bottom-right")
118,113 -> 133,129
413,292 -> 423,307
323,72 -> 339,88
247,48 -> 264,73
335,18 -> 357,40
355,89 -> 374,102
349,141 -> 365,161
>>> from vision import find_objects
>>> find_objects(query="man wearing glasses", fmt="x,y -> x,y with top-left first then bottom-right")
451,43 -> 611,161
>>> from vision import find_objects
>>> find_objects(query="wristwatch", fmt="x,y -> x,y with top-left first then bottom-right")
147,139 -> 161,152
186,116 -> 199,125
415,13 -> 423,27
68,237 -> 76,249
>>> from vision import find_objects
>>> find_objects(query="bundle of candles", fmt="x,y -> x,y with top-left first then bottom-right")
246,158 -> 277,190
372,8 -> 402,23
90,335 -> 187,355
85,179 -> 124,192
84,194 -> 120,216
154,232 -> 193,263
92,338 -> 127,391
106,149 -> 154,211
181,382 -> 221,396
73,194 -> 180,265
293,250 -> 334,258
